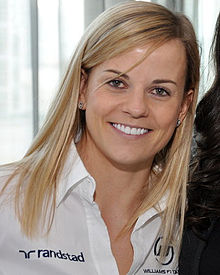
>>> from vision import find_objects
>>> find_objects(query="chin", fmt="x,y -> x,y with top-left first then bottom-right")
107,155 -> 152,172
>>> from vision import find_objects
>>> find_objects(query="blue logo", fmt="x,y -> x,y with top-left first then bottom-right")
19,249 -> 85,262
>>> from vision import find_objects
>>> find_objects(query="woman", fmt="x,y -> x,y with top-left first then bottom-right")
0,2 -> 199,274
179,12 -> 220,275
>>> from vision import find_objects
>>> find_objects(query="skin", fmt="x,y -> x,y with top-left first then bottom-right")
77,39 -> 193,275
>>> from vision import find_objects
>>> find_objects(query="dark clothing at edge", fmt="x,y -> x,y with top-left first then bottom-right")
179,218 -> 220,275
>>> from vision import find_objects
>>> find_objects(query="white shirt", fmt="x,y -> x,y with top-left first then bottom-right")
0,143 -> 178,275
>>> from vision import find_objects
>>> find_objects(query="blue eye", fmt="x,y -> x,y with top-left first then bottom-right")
108,79 -> 125,88
152,87 -> 170,96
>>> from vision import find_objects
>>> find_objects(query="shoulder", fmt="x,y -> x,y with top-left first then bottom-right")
0,164 -> 18,202
0,165 -> 18,224
179,219 -> 220,275
194,218 -> 220,275
179,227 -> 206,275
0,164 -> 15,176
0,164 -> 16,183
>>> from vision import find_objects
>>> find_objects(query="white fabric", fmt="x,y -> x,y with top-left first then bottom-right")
0,143 -> 178,274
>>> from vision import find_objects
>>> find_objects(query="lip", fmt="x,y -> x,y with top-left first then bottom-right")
110,122 -> 152,136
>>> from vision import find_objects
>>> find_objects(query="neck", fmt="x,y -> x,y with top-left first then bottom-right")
76,138 -> 153,274
76,141 -> 151,221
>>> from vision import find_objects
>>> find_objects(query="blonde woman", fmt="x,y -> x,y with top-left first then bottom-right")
0,1 -> 199,275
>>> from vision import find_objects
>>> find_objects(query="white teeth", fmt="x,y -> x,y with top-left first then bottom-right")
140,128 -> 145,135
131,128 -> 136,135
125,126 -> 131,134
112,123 -> 149,135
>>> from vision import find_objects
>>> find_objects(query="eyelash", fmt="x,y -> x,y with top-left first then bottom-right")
106,79 -> 171,97
151,87 -> 170,97
107,79 -> 126,89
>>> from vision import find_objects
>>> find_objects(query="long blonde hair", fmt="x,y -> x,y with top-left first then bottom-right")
1,1 -> 200,255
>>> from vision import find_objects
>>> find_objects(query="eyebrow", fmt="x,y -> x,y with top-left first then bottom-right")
103,69 -> 129,80
152,79 -> 177,86
104,69 -> 177,86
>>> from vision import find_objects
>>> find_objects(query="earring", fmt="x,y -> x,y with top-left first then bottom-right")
176,119 -> 181,127
78,102 -> 84,110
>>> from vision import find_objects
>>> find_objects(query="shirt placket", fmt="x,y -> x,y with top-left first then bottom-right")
79,178 -> 119,275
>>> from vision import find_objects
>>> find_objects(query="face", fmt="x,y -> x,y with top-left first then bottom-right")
78,39 -> 193,171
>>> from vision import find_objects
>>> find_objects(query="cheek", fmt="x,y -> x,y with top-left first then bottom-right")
153,121 -> 177,153
154,106 -> 179,129
86,91 -> 117,117
84,94 -> 109,130
161,116 -> 177,129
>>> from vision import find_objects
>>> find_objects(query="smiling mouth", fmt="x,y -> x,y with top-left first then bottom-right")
112,123 -> 151,136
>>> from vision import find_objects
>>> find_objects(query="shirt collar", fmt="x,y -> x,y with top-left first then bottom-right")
56,142 -> 168,227
56,142 -> 95,207
133,192 -> 168,232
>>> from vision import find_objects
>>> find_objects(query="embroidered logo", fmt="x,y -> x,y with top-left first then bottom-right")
142,237 -> 178,273
18,250 -> 36,259
19,249 -> 85,262
154,237 -> 174,265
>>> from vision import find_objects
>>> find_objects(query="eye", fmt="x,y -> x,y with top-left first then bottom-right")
152,87 -> 170,97
108,79 -> 126,89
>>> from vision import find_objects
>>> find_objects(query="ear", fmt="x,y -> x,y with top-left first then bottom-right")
178,89 -> 194,122
78,69 -> 88,110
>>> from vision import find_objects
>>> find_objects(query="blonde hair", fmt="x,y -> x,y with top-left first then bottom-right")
1,1 -> 199,256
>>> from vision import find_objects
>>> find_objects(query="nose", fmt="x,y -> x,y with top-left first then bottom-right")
122,89 -> 149,118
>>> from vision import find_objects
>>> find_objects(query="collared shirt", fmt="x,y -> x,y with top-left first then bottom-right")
0,143 -> 178,275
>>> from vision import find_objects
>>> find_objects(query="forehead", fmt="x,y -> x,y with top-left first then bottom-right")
91,39 -> 187,84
